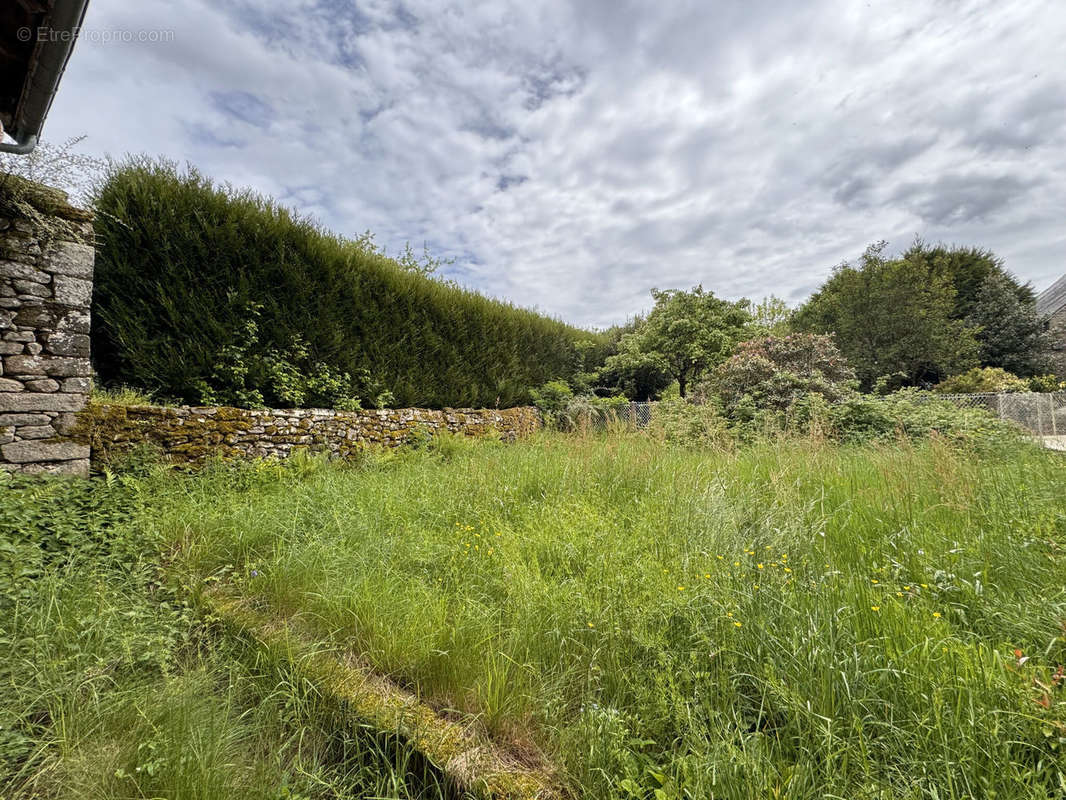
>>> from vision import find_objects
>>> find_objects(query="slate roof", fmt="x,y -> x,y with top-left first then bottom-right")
1,0 -> 91,152
1037,274 -> 1066,318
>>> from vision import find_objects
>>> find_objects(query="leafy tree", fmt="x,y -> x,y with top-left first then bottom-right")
705,333 -> 857,416
963,271 -> 1050,376
793,242 -> 979,388
901,240 -> 1035,315
604,286 -> 751,398
750,295 -> 794,336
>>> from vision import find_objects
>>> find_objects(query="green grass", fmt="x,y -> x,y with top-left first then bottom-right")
154,435 -> 1066,799
4,434 -> 1065,798
0,472 -> 463,799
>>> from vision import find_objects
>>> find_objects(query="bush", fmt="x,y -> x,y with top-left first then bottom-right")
646,399 -> 732,448
530,380 -> 575,420
830,389 -> 1022,446
1027,374 -> 1065,393
933,367 -> 1030,394
704,333 -> 857,417
91,159 -> 599,409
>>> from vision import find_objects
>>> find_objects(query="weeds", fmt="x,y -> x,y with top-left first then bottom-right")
158,434 -> 1066,799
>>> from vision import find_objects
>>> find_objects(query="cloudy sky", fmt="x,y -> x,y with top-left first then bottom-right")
30,0 -> 1066,328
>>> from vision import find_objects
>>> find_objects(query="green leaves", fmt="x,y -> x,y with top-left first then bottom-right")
605,286 -> 752,398
91,158 -> 598,409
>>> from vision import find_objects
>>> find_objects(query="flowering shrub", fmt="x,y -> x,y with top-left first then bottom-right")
703,333 -> 856,417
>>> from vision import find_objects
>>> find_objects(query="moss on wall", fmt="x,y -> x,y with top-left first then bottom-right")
77,402 -> 542,467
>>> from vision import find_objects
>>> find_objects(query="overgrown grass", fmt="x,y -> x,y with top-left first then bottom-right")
4,435 -> 1064,798
0,471 -> 463,799
153,435 -> 1066,799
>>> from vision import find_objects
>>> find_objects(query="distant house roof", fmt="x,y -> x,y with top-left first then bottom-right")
1037,274 -> 1066,318
1,0 -> 91,154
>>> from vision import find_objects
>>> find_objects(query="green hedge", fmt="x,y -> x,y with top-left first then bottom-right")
91,159 -> 600,409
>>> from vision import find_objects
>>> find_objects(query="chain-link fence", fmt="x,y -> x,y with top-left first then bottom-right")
561,401 -> 656,432
938,392 -> 1066,437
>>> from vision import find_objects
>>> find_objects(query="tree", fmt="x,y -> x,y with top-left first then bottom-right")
604,286 -> 751,398
901,240 -> 1035,316
750,295 -> 794,336
963,271 -> 1050,376
793,242 -> 979,389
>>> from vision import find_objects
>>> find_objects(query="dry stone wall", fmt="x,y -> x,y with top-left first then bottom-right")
79,403 -> 541,466
0,182 -> 94,475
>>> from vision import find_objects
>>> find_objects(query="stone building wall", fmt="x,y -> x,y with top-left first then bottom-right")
78,403 -> 542,466
1049,307 -> 1066,379
0,180 -> 94,475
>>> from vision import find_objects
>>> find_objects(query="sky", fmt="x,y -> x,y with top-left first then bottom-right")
27,0 -> 1066,328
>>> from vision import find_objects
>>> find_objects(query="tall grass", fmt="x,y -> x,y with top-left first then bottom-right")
0,473 -> 462,799
157,435 -> 1066,799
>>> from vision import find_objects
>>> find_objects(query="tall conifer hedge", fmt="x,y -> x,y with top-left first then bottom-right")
91,160 -> 598,409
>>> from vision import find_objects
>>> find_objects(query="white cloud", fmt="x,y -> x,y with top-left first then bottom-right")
39,0 -> 1066,327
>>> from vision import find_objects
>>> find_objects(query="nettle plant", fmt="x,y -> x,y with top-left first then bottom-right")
194,298 -> 394,411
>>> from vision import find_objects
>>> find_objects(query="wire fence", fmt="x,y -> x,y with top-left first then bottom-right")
560,401 -> 656,432
938,392 -> 1066,437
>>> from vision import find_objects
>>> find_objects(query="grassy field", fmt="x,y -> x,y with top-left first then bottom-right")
160,434 -> 1066,799
3,433 -> 1066,798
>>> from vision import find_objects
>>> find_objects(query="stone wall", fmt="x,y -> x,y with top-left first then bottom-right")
78,403 -> 542,466
0,180 -> 94,475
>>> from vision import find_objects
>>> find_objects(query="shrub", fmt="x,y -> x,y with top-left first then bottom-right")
933,367 -> 1030,395
646,399 -> 732,448
1027,374 -> 1065,393
704,333 -> 857,417
530,380 -> 575,420
91,159 -> 599,409
830,389 -> 1022,446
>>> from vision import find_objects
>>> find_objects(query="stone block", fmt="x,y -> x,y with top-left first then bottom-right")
52,275 -> 92,308
0,413 -> 51,426
0,342 -> 24,355
52,412 -> 80,435
0,377 -> 24,392
21,459 -> 89,476
13,306 -> 56,328
3,355 -> 43,374
26,378 -> 60,392
17,425 -> 56,439
14,281 -> 50,298
0,260 -> 43,281
44,241 -> 94,279
44,332 -> 90,357
0,392 -> 85,412
56,309 -> 91,333
1,440 -> 89,463
4,355 -> 91,377
61,377 -> 91,394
